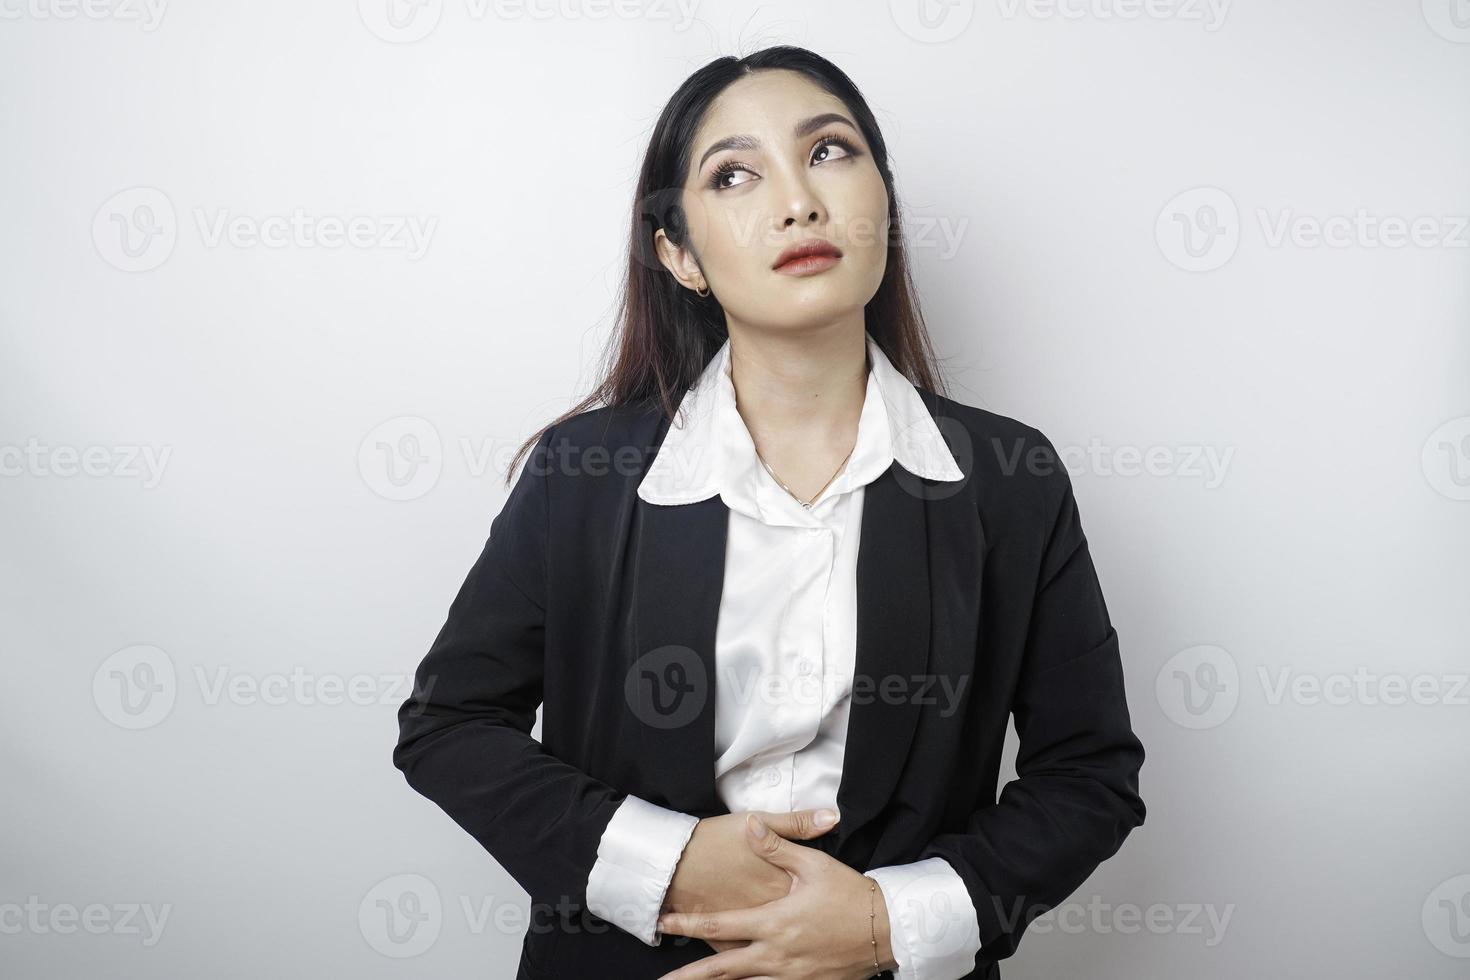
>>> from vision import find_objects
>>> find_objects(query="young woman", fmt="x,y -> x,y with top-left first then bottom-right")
394,45 -> 1146,980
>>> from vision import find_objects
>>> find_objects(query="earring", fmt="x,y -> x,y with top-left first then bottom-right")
695,281 -> 710,298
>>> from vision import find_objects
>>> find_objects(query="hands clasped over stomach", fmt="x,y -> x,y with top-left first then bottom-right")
662,807 -> 841,952
656,808 -> 894,980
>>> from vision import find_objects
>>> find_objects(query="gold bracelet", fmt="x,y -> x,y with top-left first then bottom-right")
864,874 -> 880,974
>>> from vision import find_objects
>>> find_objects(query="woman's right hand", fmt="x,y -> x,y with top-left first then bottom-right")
662,808 -> 840,952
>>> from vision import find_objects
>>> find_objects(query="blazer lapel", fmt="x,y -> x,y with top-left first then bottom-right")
832,462 -> 933,850
630,491 -> 729,817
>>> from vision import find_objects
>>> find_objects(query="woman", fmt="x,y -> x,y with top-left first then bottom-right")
394,45 -> 1146,980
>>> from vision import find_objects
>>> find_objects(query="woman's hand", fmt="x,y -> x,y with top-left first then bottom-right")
663,808 -> 839,953
655,813 -> 897,979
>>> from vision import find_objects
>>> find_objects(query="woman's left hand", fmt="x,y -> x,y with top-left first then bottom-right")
654,813 -> 897,979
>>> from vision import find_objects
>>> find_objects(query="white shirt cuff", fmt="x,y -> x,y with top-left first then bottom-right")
584,795 -> 700,946
866,856 -> 982,980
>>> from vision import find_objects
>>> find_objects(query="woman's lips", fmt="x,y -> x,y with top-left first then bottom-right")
773,252 -> 842,276
772,239 -> 843,276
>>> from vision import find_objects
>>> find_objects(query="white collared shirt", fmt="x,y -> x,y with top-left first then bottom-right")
583,332 -> 983,980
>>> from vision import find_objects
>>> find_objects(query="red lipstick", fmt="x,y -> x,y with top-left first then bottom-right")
772,238 -> 843,276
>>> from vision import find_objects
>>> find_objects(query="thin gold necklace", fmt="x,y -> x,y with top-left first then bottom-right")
756,443 -> 855,509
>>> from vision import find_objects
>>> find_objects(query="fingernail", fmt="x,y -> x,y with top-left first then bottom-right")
747,813 -> 768,839
815,808 -> 839,828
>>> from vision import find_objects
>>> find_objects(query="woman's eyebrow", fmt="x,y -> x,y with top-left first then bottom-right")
695,112 -> 858,172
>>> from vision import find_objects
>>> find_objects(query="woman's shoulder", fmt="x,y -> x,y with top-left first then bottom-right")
544,400 -> 666,454
917,388 -> 1074,515
529,401 -> 668,498
919,387 -> 1034,437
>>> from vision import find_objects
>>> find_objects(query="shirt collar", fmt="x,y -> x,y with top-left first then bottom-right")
637,331 -> 963,517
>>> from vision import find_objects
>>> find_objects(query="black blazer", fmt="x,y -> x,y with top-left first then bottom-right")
393,390 -> 1147,980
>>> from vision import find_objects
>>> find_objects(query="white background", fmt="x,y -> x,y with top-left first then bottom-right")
2,1 -> 1468,977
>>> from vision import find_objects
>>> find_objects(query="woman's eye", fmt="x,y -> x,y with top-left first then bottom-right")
710,162 -> 754,190
812,138 -> 854,166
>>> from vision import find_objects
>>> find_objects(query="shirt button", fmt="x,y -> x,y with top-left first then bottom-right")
763,767 -> 780,786
796,658 -> 814,675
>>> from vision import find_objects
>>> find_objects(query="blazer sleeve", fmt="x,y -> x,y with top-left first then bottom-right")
392,422 -> 626,910
915,428 -> 1147,967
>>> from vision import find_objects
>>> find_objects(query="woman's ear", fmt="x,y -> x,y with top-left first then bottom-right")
652,227 -> 706,293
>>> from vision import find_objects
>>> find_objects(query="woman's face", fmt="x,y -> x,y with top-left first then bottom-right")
658,69 -> 891,333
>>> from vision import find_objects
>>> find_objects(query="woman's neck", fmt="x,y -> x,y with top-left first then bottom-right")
726,322 -> 869,496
